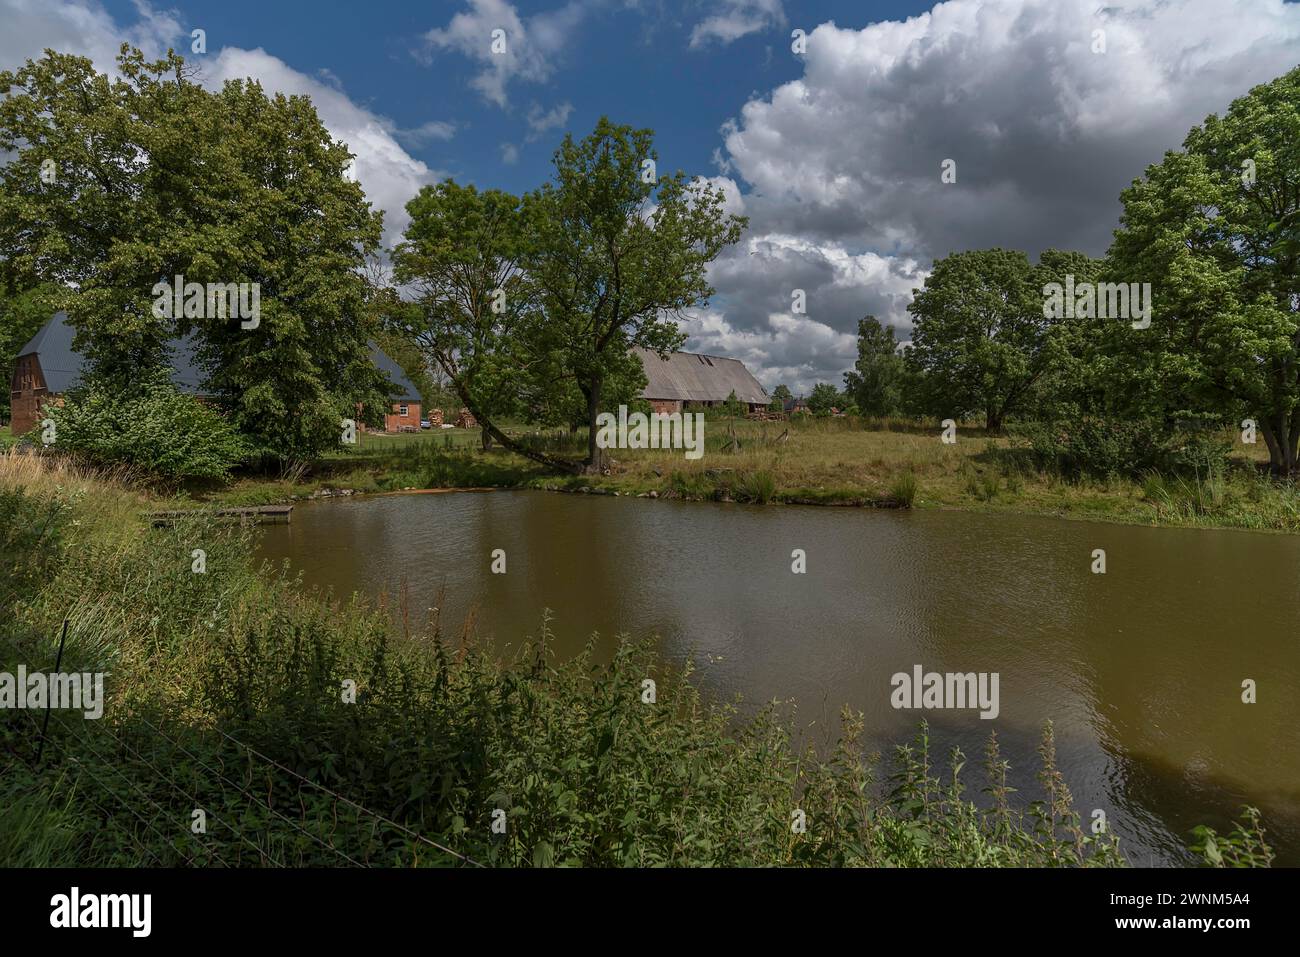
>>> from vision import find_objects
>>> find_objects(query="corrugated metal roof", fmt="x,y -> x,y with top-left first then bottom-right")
633,346 -> 769,405
17,312 -> 420,401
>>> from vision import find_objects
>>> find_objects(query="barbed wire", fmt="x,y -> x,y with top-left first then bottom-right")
132,712 -> 364,867
8,690 -> 485,868
50,711 -> 234,868
18,710 -> 173,866
207,724 -> 486,868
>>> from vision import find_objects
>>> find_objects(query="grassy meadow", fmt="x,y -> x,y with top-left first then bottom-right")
190,415 -> 1300,533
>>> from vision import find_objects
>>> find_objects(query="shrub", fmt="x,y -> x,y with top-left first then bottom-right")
0,484 -> 72,607
1191,807 -> 1275,867
1010,418 -> 1230,481
38,370 -> 248,482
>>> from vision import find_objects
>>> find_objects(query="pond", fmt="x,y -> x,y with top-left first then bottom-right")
256,489 -> 1300,865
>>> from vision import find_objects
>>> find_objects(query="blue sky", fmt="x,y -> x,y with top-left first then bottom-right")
5,0 -> 1300,391
90,0 -> 932,198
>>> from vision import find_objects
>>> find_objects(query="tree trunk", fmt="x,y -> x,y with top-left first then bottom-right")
985,409 -> 1003,433
1261,419 -> 1282,474
584,375 -> 607,474
1260,414 -> 1298,476
1284,418 -> 1294,478
451,382 -> 581,474
480,427 -> 493,451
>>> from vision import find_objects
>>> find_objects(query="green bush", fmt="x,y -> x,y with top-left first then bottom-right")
1010,418 -> 1230,480
0,484 -> 72,607
735,469 -> 776,503
39,371 -> 248,481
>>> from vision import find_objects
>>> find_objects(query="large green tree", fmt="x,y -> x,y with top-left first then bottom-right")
0,46 -> 389,461
843,316 -> 904,417
1028,250 -> 1107,423
390,180 -> 577,465
1106,66 -> 1300,474
906,248 -> 1082,431
524,118 -> 746,472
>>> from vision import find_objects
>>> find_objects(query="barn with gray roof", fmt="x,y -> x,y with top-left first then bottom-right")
633,346 -> 769,413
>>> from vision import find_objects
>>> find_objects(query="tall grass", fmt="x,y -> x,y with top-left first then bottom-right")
889,470 -> 919,507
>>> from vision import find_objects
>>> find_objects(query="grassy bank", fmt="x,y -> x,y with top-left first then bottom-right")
193,417 -> 1300,533
0,451 -> 1274,867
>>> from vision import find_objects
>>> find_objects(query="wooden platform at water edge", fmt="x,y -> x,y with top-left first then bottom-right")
147,504 -> 293,526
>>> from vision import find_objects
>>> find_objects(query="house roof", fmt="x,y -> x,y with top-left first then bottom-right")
368,343 -> 421,401
16,311 -> 419,402
17,311 -> 206,395
633,346 -> 769,405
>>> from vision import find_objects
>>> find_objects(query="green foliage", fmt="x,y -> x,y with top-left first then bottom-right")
42,371 -> 248,481
905,249 -> 1101,431
1009,419 -> 1230,481
1191,807 -> 1275,867
843,316 -> 905,416
524,117 -> 747,470
0,483 -> 72,607
807,382 -> 840,416
889,470 -> 919,507
392,181 -> 539,443
0,47 -> 388,462
962,463 -> 1001,502
734,469 -> 776,504
1105,66 -> 1300,474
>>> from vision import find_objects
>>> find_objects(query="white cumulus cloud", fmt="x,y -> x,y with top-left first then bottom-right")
419,0 -> 587,108
695,0 -> 1300,391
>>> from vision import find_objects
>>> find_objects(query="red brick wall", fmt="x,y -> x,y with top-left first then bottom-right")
384,401 -> 421,432
649,399 -> 682,414
9,355 -> 49,436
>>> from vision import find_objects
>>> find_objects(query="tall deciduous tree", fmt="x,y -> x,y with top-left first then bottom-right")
0,46 -> 389,461
905,248 -> 1057,431
843,316 -> 904,417
1106,66 -> 1300,474
390,180 -> 579,467
807,382 -> 840,416
525,118 -> 746,472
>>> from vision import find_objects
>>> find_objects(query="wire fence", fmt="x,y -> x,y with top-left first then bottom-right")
6,702 -> 485,869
